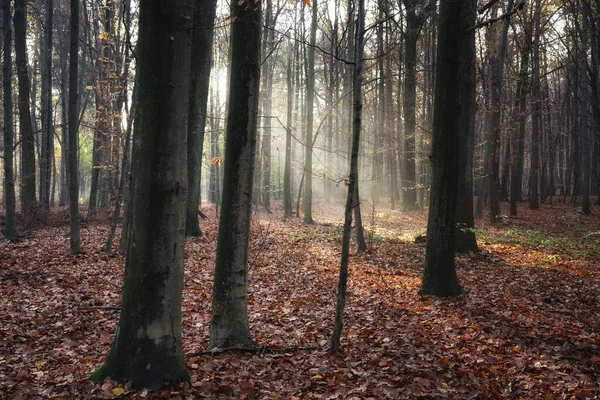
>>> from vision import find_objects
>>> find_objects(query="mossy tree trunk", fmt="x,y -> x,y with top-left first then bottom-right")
420,0 -> 471,297
209,0 -> 261,349
91,0 -> 193,389
185,0 -> 218,237
303,0 -> 316,224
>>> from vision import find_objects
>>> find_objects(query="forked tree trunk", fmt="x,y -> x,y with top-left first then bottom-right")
91,0 -> 192,388
209,0 -> 261,349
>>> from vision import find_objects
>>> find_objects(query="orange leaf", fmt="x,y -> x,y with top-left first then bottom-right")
304,0 -> 311,6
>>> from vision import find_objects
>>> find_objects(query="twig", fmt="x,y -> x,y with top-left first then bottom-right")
194,345 -> 320,356
80,306 -> 121,311
466,0 -> 526,33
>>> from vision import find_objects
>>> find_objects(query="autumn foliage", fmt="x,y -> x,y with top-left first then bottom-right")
1,201 -> 600,398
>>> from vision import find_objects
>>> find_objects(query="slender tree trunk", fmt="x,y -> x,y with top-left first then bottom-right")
185,0 -> 218,237
2,0 -> 16,239
91,0 -> 192,388
529,0 -> 541,210
401,1 -> 420,211
302,0 -> 317,223
40,0 -> 54,222
14,0 -> 36,212
331,0 -> 364,353
284,42 -> 293,218
68,0 -> 81,252
209,0 -> 261,349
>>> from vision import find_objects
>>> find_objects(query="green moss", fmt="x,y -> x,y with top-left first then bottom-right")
90,363 -> 109,382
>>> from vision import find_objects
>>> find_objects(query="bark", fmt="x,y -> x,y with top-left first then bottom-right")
261,0 -> 274,213
454,0 -> 478,253
284,43 -> 293,218
2,0 -> 16,239
401,0 -> 421,211
40,0 -> 54,222
580,10 -> 591,214
14,0 -> 36,211
209,0 -> 261,349
185,0 -> 218,237
302,0 -> 317,223
510,38 -> 530,215
529,0 -> 541,210
420,0 -> 468,297
91,0 -> 192,388
331,0 -> 364,353
68,0 -> 81,253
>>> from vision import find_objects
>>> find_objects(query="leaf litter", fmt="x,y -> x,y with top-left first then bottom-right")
0,201 -> 599,399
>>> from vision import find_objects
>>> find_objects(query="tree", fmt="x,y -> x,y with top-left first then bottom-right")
91,0 -> 193,388
2,0 -> 16,239
331,0 -> 364,353
303,0 -> 317,223
39,0 -> 54,222
284,42 -> 293,218
209,0 -> 261,348
68,0 -> 81,252
400,0 -> 427,212
420,0 -> 473,297
529,0 -> 541,210
185,0 -> 218,237
14,0 -> 36,212
454,0 -> 478,253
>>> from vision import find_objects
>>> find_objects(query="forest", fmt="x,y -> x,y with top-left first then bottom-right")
0,0 -> 599,398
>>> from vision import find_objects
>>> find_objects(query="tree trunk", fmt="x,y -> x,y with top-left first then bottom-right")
2,0 -> 16,239
302,0 -> 317,223
420,0 -> 470,297
91,0 -> 192,388
14,0 -> 36,212
209,0 -> 261,349
284,42 -> 293,218
40,0 -> 54,222
454,0 -> 478,253
331,0 -> 364,353
529,0 -> 541,210
68,0 -> 81,253
401,1 -> 420,211
185,0 -> 218,237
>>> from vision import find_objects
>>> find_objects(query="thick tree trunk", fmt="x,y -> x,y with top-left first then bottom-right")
68,0 -> 81,253
91,0 -> 192,389
185,0 -> 218,237
420,0 -> 469,297
2,0 -> 16,239
14,0 -> 36,212
209,0 -> 261,349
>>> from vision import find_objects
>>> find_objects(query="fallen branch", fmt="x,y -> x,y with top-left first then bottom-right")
194,345 -> 320,356
80,306 -> 121,311
198,209 -> 208,219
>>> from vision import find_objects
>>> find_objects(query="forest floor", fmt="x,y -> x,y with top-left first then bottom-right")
1,199 -> 600,399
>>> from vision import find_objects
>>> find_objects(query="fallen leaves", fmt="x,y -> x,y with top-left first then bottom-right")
0,202 -> 599,398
